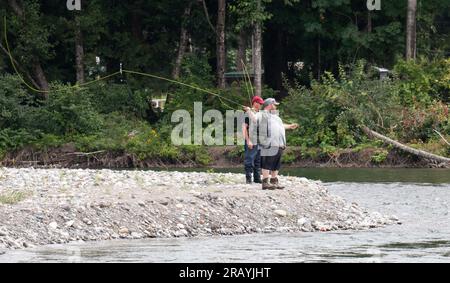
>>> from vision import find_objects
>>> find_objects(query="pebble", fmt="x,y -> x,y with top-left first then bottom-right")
274,210 -> 287,217
297,218 -> 310,226
49,222 -> 58,230
65,220 -> 75,228
0,168 -> 397,251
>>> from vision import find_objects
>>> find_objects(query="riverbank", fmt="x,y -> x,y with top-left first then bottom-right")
0,168 -> 399,250
0,145 -> 445,169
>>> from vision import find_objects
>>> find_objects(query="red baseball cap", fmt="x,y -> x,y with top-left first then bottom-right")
252,96 -> 264,105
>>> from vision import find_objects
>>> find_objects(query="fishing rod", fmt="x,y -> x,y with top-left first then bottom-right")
2,16 -> 245,111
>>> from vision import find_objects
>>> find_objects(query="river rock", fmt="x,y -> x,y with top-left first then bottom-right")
297,217 -> 311,227
48,222 -> 58,230
0,168 -> 398,251
65,220 -> 75,228
274,210 -> 287,217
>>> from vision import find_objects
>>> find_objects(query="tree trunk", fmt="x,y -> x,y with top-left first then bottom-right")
32,61 -> 49,98
362,126 -> 450,164
216,0 -> 227,89
253,0 -> 263,97
406,0 -> 417,60
131,10 -> 143,41
75,17 -> 85,84
236,30 -> 246,72
263,25 -> 286,93
172,3 -> 192,80
202,0 -> 216,34
8,0 -> 50,94
367,11 -> 372,33
8,0 -> 23,16
0,42 -> 40,89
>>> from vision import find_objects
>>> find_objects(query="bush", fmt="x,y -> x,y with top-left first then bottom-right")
0,75 -> 32,129
371,149 -> 389,164
87,83 -> 149,118
394,58 -> 450,105
0,128 -> 38,151
283,59 -> 450,149
25,84 -> 104,136
282,61 -> 399,148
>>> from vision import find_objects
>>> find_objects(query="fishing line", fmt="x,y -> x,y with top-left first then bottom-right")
240,59 -> 252,106
242,60 -> 254,98
3,16 -> 244,111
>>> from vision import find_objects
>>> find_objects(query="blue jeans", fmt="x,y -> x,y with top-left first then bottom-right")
244,143 -> 261,180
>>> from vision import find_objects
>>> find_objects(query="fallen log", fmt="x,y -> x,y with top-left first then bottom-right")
362,126 -> 450,164
434,129 -> 450,146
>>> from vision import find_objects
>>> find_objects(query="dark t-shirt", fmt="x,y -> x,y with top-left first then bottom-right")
244,113 -> 259,144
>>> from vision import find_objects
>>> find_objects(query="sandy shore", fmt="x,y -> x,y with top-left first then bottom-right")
0,168 -> 399,250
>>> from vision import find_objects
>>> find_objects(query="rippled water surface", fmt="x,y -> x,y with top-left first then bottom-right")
1,168 -> 449,263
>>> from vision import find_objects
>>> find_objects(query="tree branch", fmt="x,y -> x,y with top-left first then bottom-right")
434,129 -> 450,146
201,0 -> 216,34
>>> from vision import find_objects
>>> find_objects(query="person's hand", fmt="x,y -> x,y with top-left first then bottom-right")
247,141 -> 254,150
243,106 -> 251,113
290,123 -> 299,130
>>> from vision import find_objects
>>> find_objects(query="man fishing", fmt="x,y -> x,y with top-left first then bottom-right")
243,96 -> 265,184
244,98 -> 299,190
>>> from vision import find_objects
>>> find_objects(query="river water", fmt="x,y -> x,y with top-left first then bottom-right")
1,168 -> 449,263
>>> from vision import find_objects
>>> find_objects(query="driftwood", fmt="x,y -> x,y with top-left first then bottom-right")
64,150 -> 106,157
434,129 -> 450,146
362,126 -> 450,164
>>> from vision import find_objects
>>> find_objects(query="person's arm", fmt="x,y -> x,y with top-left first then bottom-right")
284,123 -> 299,130
243,107 -> 257,123
242,122 -> 254,149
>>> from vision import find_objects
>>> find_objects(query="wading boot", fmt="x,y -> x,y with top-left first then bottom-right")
270,178 -> 285,190
253,169 -> 262,184
262,178 -> 276,190
246,174 -> 253,184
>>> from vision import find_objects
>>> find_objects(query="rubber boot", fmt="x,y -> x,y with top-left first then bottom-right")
246,174 -> 253,184
270,177 -> 285,190
253,169 -> 262,184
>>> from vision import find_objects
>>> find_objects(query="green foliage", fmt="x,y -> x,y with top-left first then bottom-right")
230,0 -> 274,30
179,145 -> 212,166
0,128 -> 38,151
283,60 -> 398,148
7,0 -> 54,65
394,58 -> 450,105
283,59 -> 450,150
87,83 -> 149,118
165,54 -> 215,114
25,84 -> 103,136
371,149 -> 389,164
282,150 -> 297,164
0,74 -> 32,129
0,0 -> 449,166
